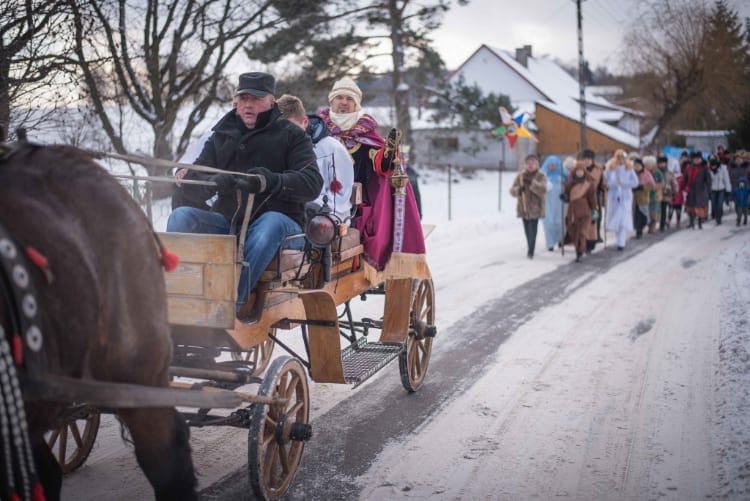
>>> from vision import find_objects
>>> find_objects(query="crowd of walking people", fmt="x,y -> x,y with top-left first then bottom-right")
510,145 -> 750,262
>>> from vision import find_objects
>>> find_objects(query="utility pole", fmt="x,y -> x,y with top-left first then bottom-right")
576,0 -> 588,151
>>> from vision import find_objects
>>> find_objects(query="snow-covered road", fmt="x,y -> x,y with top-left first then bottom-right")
359,224 -> 746,501
60,170 -> 750,500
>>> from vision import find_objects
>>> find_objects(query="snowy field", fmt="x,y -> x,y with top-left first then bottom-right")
61,167 -> 750,500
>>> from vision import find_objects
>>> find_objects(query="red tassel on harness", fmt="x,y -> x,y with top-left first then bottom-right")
330,178 -> 343,194
25,247 -> 48,269
32,483 -> 46,501
160,247 -> 179,272
10,492 -> 21,501
12,335 -> 23,365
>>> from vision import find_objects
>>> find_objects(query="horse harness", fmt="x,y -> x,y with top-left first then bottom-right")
0,140 -> 49,501
0,238 -> 48,501
0,223 -> 48,377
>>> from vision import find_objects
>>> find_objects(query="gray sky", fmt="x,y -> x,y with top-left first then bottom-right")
432,0 -> 750,72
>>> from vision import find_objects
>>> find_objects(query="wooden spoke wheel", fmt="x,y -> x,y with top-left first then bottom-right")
248,356 -> 310,500
45,406 -> 100,474
230,331 -> 275,375
399,279 -> 436,393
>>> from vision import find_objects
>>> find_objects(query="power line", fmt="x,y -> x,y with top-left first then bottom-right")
592,0 -> 624,25
540,0 -> 574,25
585,0 -> 621,31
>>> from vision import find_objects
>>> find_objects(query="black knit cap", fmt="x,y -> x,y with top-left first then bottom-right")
657,156 -> 668,163
581,149 -> 595,160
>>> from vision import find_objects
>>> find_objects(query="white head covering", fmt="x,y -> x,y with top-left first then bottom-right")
328,77 -> 363,111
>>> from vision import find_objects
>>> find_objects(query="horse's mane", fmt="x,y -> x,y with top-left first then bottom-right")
1,142 -> 100,175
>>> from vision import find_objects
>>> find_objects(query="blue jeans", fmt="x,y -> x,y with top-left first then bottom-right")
710,190 -> 725,223
166,208 -> 304,306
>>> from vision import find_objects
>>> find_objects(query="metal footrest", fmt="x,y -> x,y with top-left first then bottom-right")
341,337 -> 403,388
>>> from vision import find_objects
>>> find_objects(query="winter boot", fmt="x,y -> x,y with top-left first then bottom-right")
698,218 -> 703,229
575,252 -> 583,263
648,221 -> 656,234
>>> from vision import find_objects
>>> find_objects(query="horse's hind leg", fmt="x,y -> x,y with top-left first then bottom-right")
117,408 -> 197,501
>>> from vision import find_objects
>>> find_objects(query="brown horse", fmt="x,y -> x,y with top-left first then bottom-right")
0,143 -> 197,500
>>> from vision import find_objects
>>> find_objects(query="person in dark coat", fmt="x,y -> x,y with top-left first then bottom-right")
682,151 -> 711,229
168,72 -> 323,310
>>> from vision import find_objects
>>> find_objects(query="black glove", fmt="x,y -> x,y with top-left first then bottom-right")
633,185 -> 643,192
247,167 -> 282,194
560,193 -> 569,202
210,171 -> 275,194
210,173 -> 239,193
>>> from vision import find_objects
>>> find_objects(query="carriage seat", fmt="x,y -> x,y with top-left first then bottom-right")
258,183 -> 363,285
258,226 -> 361,283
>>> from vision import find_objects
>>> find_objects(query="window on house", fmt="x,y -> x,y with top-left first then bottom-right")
431,136 -> 459,151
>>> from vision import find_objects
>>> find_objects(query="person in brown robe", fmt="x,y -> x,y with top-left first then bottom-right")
563,162 -> 598,262
580,149 -> 607,253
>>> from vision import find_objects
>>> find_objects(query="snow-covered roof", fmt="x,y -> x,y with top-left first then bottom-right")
589,110 -> 625,123
479,46 -> 627,111
448,44 -> 640,147
537,100 -> 639,149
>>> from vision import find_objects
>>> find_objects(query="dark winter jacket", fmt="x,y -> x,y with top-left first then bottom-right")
682,163 -> 711,209
179,105 -> 322,226
734,176 -> 749,208
730,162 -> 749,190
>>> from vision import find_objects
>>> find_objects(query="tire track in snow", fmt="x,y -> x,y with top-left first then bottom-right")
201,233 -> 674,500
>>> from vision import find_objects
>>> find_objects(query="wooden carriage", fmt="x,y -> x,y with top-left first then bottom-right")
48,178 -> 436,499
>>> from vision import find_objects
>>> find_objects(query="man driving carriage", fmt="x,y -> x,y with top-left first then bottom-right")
168,72 -> 323,316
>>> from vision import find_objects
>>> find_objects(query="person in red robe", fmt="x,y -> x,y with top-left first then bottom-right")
319,77 -> 427,279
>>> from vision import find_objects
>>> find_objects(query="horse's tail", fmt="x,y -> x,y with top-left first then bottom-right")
0,328 -> 44,501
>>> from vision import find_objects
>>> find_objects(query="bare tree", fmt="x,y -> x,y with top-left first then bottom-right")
252,0 -> 468,144
69,0 -> 326,162
623,0 -> 709,145
0,0 -> 77,140
624,0 -> 750,145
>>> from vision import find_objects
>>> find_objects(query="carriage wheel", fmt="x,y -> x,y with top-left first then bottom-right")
230,331 -> 276,375
45,407 -> 100,474
248,356 -> 311,500
399,279 -> 436,393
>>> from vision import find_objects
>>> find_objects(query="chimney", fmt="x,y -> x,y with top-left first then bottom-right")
515,45 -> 532,67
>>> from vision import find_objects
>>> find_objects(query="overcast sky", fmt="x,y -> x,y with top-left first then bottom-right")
431,0 -> 750,73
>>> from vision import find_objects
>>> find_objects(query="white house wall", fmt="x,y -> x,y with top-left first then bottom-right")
412,128 -> 536,170
617,115 -> 641,137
